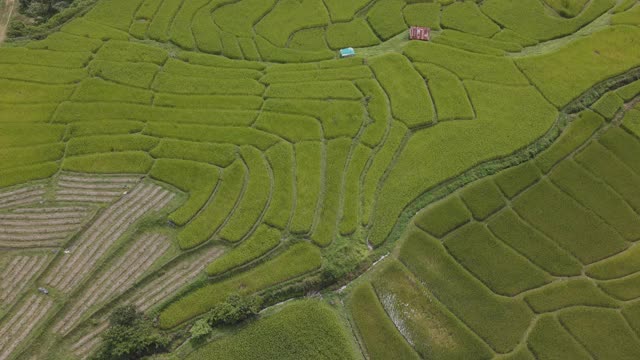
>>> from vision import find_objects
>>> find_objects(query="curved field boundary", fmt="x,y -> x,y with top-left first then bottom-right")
0,254 -> 49,305
0,186 -> 46,210
45,182 -> 174,292
0,294 -> 52,360
68,246 -> 223,359
54,172 -> 141,204
0,205 -> 94,249
53,233 -> 171,335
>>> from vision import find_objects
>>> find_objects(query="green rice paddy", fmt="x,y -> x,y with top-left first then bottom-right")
1,0 -> 640,359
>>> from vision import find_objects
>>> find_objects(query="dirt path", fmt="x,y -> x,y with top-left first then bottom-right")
0,0 -> 16,44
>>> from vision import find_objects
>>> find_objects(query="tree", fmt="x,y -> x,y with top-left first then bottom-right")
206,293 -> 263,327
189,319 -> 212,343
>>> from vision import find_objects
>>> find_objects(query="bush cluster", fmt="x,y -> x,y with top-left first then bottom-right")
190,294 -> 263,341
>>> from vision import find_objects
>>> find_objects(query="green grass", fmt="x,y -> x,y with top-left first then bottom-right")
186,299 -> 358,360
66,134 -> 158,156
559,308 -> 640,359
324,0 -> 370,22
623,109 -> 640,138
150,139 -> 237,167
265,81 -> 362,100
414,196 -> 471,238
214,0 -> 276,38
441,1 -> 500,38
403,3 -> 441,30
550,159 -> 640,240
218,147 -> 271,243
84,0 -> 143,31
96,40 -> 168,65
254,0 -> 329,48
254,112 -> 322,142
347,282 -> 420,360
535,110 -> 603,173
159,242 -> 322,328
399,227 -> 533,353
340,144 -> 370,235
494,161 -> 541,198
26,32 -> 103,53
178,161 -> 245,249
290,141 -> 322,234
527,315 -> 591,360
62,151 -> 154,174
149,159 -> 220,226
591,92 -> 624,120
89,60 -> 160,88
588,245 -> 640,280
488,210 -> 582,276
524,279 -> 618,313
459,178 -> 506,220
514,180 -> 628,264
0,79 -> 73,104
598,126 -> 640,175
413,63 -> 474,121
356,79 -> 389,148
206,224 -> 281,276
611,3 -> 640,25
371,260 -> 493,360
367,0 -> 407,41
326,19 -> 380,50
0,144 -> 64,171
516,26 -> 640,107
263,143 -> 294,229
543,0 -> 589,18
598,273 -> 640,301
0,48 -> 91,68
482,0 -> 615,41
444,223 -> 552,296
67,120 -> 145,137
0,162 -> 60,188
0,64 -> 87,84
369,53 -> 434,128
616,79 -> 640,101
152,73 -> 264,95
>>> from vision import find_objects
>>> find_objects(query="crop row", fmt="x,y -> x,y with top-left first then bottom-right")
45,183 -> 174,292
0,185 -> 46,210
54,233 -> 170,335
0,295 -> 53,360
0,255 -> 49,305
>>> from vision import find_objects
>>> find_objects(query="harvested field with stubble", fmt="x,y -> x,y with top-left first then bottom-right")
1,0 -> 640,359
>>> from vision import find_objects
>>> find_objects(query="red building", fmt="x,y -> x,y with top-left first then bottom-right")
410,26 -> 431,41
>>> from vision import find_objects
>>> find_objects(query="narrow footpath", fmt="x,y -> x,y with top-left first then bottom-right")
0,0 -> 16,44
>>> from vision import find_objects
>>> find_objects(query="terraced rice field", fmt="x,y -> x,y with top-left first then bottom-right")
0,0 -> 639,359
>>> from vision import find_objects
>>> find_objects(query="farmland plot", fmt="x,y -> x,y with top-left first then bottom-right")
1,0 -> 640,358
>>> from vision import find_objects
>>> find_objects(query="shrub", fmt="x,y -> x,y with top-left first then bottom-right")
207,225 -> 281,276
441,1 -> 500,38
369,53 -> 434,128
189,319 -> 212,343
488,210 -> 582,276
185,300 -> 358,360
206,293 -> 263,326
459,178 -> 506,220
95,305 -> 169,360
159,242 -> 322,328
